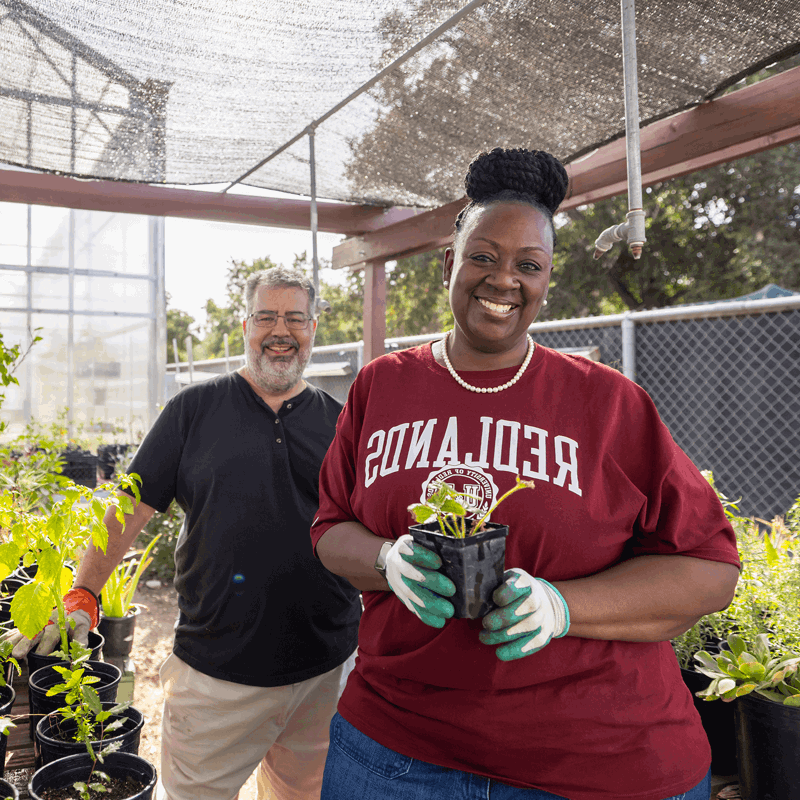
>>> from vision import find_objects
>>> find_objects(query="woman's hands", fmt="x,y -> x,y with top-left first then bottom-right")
385,534 -> 456,628
479,568 -> 570,660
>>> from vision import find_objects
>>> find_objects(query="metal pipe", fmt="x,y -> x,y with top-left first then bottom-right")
593,0 -> 646,260
621,314 -> 636,381
224,333 -> 230,373
185,335 -> 194,384
172,338 -> 180,373
309,128 -> 320,306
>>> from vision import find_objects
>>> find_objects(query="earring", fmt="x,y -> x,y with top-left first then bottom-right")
543,299 -> 548,306
443,280 -> 449,288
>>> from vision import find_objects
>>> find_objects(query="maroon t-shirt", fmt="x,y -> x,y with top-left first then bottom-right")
311,344 -> 739,800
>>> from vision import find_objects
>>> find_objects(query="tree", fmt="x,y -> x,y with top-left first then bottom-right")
166,293 -> 200,362
545,141 -> 800,320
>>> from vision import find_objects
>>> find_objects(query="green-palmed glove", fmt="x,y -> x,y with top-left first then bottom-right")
384,534 -> 456,629
479,568 -> 570,660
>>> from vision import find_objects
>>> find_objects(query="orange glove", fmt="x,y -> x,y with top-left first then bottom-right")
2,585 -> 99,659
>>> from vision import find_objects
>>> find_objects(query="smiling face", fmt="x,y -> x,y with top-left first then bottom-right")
242,284 -> 317,396
443,201 -> 554,368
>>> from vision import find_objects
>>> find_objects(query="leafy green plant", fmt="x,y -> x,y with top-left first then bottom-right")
0,474 -> 141,657
46,645 -> 129,799
693,632 -> 800,706
408,476 -> 535,539
101,534 -> 160,618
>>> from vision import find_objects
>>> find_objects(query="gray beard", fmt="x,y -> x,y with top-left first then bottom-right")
244,339 -> 310,395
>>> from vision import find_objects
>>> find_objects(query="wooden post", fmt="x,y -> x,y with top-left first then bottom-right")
362,260 -> 386,364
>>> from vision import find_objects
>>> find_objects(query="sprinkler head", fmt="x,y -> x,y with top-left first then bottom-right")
630,244 -> 643,260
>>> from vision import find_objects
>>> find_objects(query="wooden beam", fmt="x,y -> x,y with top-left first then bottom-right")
332,65 -> 800,267
0,170 -> 420,235
363,261 -> 386,364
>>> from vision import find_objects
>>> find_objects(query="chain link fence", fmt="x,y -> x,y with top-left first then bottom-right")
167,296 -> 800,520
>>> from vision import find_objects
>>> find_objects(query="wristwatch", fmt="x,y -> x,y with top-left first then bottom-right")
374,541 -> 393,578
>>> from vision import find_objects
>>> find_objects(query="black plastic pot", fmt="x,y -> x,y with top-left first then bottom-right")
0,777 -> 19,799
28,660 -> 120,741
680,667 -> 737,776
26,629 -> 105,677
409,521 -> 508,619
12,562 -> 38,582
98,608 -> 141,660
735,691 -> 800,800
0,684 -> 15,778
35,702 -> 144,768
0,578 -> 26,598
28,752 -> 156,800
0,600 -> 11,628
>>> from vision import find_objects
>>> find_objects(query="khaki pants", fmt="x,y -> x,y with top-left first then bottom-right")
156,651 -> 356,800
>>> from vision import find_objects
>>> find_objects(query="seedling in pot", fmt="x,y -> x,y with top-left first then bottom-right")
408,475 -> 535,538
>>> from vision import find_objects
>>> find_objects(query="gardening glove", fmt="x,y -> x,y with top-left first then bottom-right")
2,586 -> 99,659
384,534 -> 456,629
479,568 -> 570,661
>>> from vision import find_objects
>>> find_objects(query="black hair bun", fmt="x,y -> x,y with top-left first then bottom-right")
464,147 -> 569,215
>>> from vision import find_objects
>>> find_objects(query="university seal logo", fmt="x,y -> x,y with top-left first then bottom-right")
420,465 -> 498,520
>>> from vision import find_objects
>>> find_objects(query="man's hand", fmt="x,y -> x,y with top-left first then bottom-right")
1,586 -> 99,659
479,568 -> 570,660
384,534 -> 456,629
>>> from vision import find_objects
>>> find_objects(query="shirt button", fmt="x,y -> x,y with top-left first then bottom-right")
287,404 -> 292,409
274,419 -> 279,424
276,438 -> 282,444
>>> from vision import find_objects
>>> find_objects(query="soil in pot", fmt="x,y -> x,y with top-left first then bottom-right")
28,752 -> 156,800
98,608 -> 141,661
680,667 -> 737,776
28,661 -> 121,741
35,702 -> 144,768
409,521 -> 508,619
0,777 -> 19,799
27,630 -> 105,677
735,691 -> 800,800
0,684 -> 16,778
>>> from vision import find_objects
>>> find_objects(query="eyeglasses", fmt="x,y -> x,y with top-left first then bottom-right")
246,311 -> 313,330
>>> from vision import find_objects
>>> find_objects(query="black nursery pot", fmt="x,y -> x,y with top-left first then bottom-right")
35,702 -> 145,768
735,692 -> 800,800
0,777 -> 18,800
0,684 -> 16,778
28,660 -> 120,741
26,629 -> 105,676
29,752 -> 157,800
98,607 -> 141,660
409,521 -> 508,619
680,667 -> 737,776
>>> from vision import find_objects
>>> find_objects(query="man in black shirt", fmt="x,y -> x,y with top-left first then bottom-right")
34,268 -> 361,799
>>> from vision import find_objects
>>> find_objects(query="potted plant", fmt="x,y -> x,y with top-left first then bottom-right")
33,649 -> 143,768
0,639 -> 20,779
98,535 -> 160,663
0,778 -> 18,800
693,633 -> 800,800
29,751 -> 156,800
28,636 -> 154,798
27,642 -> 121,742
408,476 -> 534,619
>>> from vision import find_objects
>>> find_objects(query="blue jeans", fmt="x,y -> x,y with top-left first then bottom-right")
321,713 -> 712,800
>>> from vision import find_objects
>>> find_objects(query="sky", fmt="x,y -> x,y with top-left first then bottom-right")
164,217 -> 344,331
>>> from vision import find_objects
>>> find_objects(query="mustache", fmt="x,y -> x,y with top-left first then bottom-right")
261,337 -> 298,350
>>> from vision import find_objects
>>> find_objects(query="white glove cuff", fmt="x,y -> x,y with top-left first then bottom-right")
537,579 -> 570,637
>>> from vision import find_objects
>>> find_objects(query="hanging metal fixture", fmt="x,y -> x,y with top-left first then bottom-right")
593,0 -> 647,261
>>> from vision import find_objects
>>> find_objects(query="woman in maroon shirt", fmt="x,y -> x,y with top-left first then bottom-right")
312,147 -> 740,800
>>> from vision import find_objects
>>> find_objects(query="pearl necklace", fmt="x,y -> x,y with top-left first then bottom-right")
441,331 -> 535,393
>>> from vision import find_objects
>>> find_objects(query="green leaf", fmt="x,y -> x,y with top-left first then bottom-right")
9,581 -> 53,639
738,661 -> 767,681
116,494 -> 135,516
785,695 -> 800,708
441,498 -> 467,516
82,685 -> 103,715
408,504 -> 434,523
727,634 -> 746,658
